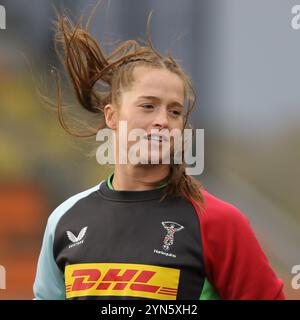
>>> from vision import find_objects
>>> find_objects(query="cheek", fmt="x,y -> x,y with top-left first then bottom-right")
115,110 -> 149,140
121,111 -> 150,131
171,117 -> 184,130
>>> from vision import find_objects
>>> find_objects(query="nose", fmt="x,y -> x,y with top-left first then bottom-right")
152,107 -> 169,129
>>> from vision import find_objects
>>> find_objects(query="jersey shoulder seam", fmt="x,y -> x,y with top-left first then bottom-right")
47,181 -> 105,246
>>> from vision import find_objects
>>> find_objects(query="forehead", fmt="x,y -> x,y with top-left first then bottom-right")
123,66 -> 185,103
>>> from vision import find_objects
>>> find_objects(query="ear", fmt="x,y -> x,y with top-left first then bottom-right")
104,103 -> 117,130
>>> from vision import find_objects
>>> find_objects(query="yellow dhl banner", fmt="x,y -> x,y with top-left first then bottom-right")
65,263 -> 180,299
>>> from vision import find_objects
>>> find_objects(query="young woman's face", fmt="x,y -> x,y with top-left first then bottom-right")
115,66 -> 185,165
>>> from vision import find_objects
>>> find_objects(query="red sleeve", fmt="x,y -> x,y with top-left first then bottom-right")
191,189 -> 285,300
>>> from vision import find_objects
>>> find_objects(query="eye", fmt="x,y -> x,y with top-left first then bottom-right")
170,109 -> 182,117
141,104 -> 155,110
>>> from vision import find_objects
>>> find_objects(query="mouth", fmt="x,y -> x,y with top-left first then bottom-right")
143,134 -> 168,143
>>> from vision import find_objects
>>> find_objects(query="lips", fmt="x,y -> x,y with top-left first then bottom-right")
144,134 -> 168,142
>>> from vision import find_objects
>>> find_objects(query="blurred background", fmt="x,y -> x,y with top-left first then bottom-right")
0,0 -> 299,299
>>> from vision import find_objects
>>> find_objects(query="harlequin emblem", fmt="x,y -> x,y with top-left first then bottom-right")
161,221 -> 184,251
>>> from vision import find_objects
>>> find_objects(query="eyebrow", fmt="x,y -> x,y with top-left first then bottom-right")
136,95 -> 184,108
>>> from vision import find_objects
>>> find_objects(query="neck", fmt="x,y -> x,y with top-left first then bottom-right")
112,164 -> 170,191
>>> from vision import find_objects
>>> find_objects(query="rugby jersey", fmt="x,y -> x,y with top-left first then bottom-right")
33,175 -> 285,300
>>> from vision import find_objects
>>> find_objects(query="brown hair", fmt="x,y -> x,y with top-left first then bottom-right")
51,3 -> 205,210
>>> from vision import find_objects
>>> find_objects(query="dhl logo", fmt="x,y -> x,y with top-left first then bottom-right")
65,263 -> 180,299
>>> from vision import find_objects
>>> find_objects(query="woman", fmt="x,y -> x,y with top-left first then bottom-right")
33,9 -> 285,300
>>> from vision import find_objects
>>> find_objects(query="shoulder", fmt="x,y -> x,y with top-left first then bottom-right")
196,188 -> 251,233
194,189 -> 285,300
46,182 -> 104,234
